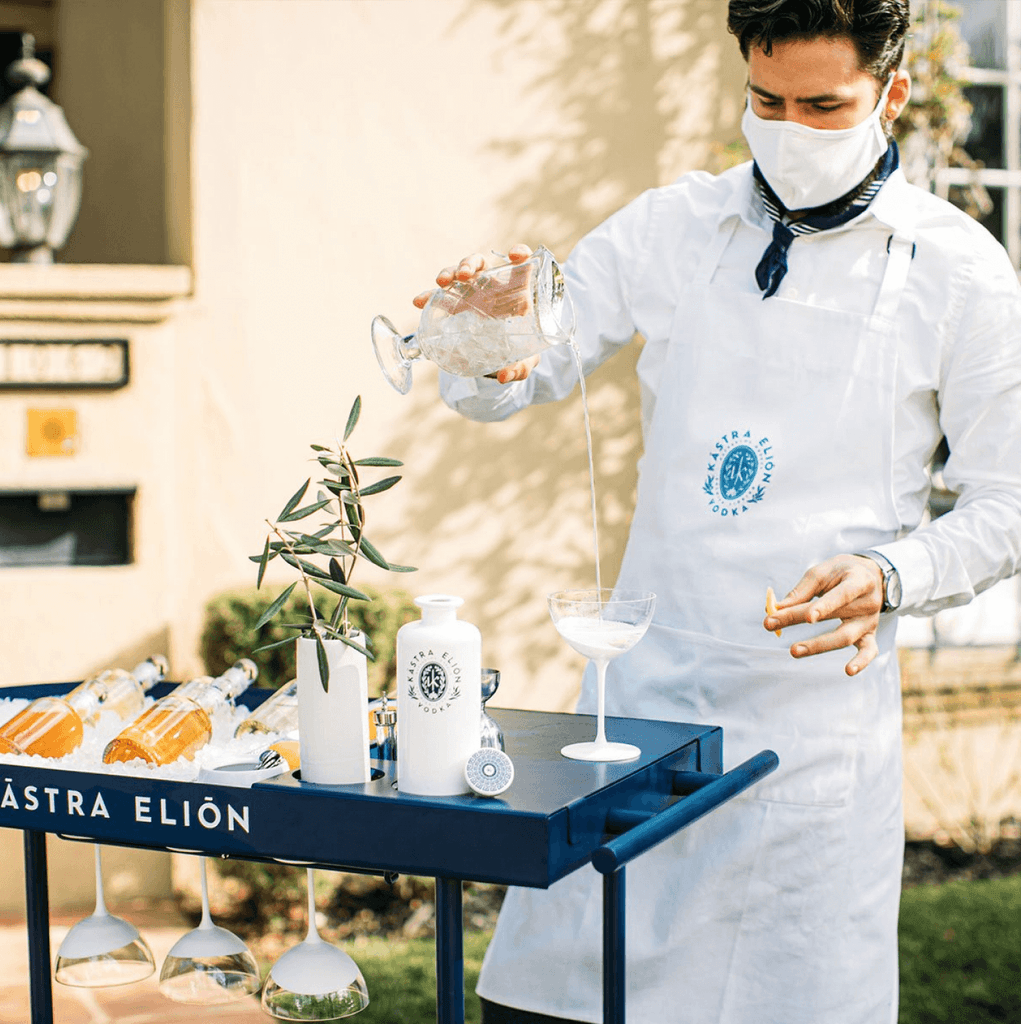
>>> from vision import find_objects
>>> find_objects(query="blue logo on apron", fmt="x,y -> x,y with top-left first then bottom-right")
720,445 -> 758,499
704,431 -> 774,516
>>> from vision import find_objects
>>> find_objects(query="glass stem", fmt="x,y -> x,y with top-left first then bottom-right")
92,844 -> 109,918
198,856 -> 214,929
594,658 -> 608,745
305,867 -> 322,945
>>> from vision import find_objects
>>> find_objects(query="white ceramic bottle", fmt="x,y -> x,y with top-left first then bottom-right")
396,595 -> 481,795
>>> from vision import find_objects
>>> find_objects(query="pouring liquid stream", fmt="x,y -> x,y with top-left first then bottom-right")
568,338 -> 602,602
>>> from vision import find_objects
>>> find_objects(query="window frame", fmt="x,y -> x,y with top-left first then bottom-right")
933,0 -> 1021,269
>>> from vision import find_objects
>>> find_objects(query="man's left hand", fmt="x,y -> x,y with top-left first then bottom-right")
764,555 -> 885,676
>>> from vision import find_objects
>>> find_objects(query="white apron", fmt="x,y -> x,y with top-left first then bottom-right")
477,214 -> 916,1024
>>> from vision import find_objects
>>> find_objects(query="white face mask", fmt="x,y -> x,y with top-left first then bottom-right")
741,75 -> 894,212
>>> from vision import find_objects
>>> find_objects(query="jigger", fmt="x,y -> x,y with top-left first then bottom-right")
480,668 -> 504,751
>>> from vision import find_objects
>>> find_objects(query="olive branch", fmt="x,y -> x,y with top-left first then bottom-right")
250,395 -> 416,690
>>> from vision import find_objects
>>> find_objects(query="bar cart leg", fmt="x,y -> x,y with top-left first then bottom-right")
24,829 -> 53,1024
435,876 -> 465,1024
603,866 -> 625,1024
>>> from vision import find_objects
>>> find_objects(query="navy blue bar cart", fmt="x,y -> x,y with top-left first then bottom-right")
0,683 -> 777,1024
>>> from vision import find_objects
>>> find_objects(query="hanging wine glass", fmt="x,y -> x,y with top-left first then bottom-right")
158,855 -> 261,1004
54,844 -> 155,987
262,867 -> 369,1020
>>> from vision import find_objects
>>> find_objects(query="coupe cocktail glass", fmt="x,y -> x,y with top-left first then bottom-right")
371,246 -> 575,394
54,845 -> 155,987
158,856 -> 261,1005
548,589 -> 656,762
261,868 -> 369,1020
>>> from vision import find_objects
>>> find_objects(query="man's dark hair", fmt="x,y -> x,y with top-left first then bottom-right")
727,0 -> 910,81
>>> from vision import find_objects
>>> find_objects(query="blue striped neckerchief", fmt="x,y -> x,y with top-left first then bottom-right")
752,140 -> 900,299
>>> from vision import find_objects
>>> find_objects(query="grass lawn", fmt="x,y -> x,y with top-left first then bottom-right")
899,874 -> 1021,1023
344,930 -> 489,1024
339,876 -> 1021,1024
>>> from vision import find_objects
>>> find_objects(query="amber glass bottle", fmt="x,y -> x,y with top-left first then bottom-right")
103,660 -> 257,766
0,657 -> 168,759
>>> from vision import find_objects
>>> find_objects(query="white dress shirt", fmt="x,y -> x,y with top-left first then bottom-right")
441,162 -> 1021,618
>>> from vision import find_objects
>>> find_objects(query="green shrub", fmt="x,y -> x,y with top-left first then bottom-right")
199,582 -> 418,696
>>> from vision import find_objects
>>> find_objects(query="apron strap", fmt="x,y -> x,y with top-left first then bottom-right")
694,216 -> 741,286
871,230 -> 916,323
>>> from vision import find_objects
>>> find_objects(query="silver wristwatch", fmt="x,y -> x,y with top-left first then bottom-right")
858,550 -> 902,613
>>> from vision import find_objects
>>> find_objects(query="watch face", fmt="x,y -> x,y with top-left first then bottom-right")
887,570 -> 902,609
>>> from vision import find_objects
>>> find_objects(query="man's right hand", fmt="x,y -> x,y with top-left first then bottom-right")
412,243 -> 541,384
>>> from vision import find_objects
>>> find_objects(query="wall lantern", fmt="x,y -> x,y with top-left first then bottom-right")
0,34 -> 87,264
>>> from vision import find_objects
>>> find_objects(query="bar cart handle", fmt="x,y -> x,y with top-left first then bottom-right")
591,749 -> 779,875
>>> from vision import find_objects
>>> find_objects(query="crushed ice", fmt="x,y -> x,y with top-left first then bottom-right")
0,697 -> 284,781
426,311 -> 545,376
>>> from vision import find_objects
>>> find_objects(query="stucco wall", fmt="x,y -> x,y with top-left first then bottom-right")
0,0 -> 746,910
171,0 -> 747,711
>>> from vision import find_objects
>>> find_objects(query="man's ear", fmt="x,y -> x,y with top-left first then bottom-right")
886,70 -> 912,122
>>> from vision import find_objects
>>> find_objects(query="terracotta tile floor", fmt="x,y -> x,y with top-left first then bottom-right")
0,921 -> 267,1023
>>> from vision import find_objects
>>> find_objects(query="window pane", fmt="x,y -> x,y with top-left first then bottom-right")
949,183 -> 1003,245
0,490 -> 133,567
958,0 -> 1007,70
962,85 -> 1004,169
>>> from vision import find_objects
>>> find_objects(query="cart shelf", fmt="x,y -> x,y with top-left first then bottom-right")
1,683 -> 777,1024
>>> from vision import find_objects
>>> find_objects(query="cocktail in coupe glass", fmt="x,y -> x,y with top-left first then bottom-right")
371,246 -> 575,394
548,589 -> 656,762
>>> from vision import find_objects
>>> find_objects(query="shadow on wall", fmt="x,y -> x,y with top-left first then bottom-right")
83,627 -> 171,684
377,1 -> 745,707
465,0 -> 748,253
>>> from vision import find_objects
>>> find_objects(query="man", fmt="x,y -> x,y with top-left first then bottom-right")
423,1 -> 1021,1021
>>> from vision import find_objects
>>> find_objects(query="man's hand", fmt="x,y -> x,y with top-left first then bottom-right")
412,244 -> 540,384
764,555 -> 885,676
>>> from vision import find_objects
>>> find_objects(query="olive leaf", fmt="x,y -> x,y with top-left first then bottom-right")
256,537 -> 272,589
358,476 -> 402,497
252,635 -> 300,655
253,581 -> 298,631
279,551 -> 333,580
278,479 -> 310,521
312,577 -> 372,602
251,395 -> 416,691
279,498 -> 332,523
334,631 -> 373,659
357,537 -> 390,570
343,395 -> 361,442
315,631 -> 330,691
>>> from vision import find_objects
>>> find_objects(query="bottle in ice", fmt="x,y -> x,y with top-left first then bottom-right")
0,656 -> 168,759
103,660 -> 258,766
233,679 -> 298,738
371,246 -> 575,394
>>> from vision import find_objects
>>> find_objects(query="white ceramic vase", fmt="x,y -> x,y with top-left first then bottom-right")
296,634 -> 370,786
396,595 -> 481,796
